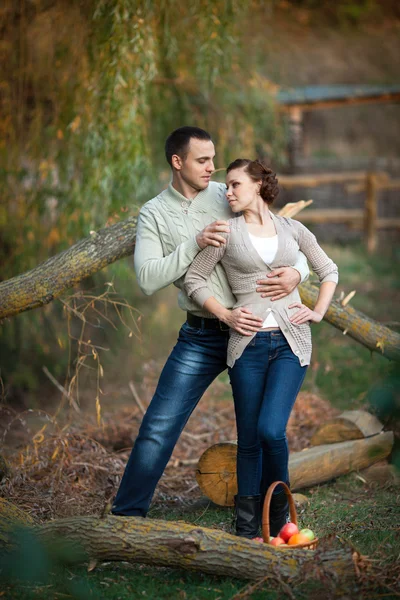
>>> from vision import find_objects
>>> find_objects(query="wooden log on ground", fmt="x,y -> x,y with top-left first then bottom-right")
0,498 -> 36,549
289,432 -> 393,490
34,515 -> 357,587
196,443 -> 237,507
1,210 -> 399,361
196,432 -> 394,506
310,410 -> 384,446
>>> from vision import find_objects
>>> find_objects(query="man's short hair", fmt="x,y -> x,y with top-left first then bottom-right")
165,126 -> 212,167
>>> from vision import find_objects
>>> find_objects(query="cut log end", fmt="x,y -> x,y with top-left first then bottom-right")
195,442 -> 237,506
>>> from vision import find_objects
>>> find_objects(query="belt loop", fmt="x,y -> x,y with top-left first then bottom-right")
201,317 -> 205,330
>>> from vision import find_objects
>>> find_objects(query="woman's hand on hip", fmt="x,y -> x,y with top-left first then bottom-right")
222,308 -> 263,336
288,303 -> 323,324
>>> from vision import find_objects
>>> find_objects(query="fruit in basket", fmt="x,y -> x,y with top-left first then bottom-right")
253,537 -> 264,543
299,528 -> 315,541
270,536 -> 285,546
279,522 -> 299,542
287,532 -> 310,545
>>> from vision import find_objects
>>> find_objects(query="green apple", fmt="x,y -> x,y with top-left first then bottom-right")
300,528 -> 315,541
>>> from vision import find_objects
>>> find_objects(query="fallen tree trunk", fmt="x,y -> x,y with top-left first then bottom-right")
196,431 -> 394,506
0,214 -> 399,361
0,498 -> 36,549
34,515 -> 357,588
0,217 -> 137,319
299,283 -> 400,361
310,410 -> 384,446
0,499 -> 360,593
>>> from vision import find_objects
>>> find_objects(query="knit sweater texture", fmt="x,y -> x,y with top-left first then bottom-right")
133,182 -> 310,317
184,212 -> 339,367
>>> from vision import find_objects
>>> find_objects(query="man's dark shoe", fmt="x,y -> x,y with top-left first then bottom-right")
234,494 -> 261,539
268,489 -> 289,537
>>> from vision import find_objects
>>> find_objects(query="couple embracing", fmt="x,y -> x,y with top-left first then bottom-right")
112,126 -> 338,539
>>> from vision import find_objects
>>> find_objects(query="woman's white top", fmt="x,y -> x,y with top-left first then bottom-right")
248,233 -> 280,328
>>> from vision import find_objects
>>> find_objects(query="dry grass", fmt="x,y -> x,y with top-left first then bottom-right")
0,385 -> 337,522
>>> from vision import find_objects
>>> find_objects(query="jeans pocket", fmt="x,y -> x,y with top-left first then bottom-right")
181,322 -> 203,336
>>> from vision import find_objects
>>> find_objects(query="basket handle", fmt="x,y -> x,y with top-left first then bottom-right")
261,481 -> 298,542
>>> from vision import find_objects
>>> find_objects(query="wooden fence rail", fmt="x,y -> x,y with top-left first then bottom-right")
277,171 -> 400,252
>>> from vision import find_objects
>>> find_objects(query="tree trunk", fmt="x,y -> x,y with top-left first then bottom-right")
0,498 -> 36,549
310,410 -> 384,446
0,214 -> 399,361
196,432 -> 394,506
299,282 -> 400,361
0,217 -> 137,319
35,515 -> 357,588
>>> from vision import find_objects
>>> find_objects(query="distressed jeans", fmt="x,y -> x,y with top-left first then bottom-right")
112,321 -> 229,516
229,330 -> 307,497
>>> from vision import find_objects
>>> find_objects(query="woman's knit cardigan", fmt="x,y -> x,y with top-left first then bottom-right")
184,212 -> 338,367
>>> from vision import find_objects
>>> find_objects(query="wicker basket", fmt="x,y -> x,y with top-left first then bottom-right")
262,481 -> 319,549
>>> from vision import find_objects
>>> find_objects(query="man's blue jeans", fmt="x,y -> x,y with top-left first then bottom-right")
112,322 -> 229,516
229,330 -> 307,497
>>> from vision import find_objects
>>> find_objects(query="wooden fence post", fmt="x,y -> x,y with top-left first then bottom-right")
287,106 -> 303,173
365,173 -> 378,252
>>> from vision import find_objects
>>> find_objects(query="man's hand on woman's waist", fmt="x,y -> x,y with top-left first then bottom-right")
256,267 -> 301,301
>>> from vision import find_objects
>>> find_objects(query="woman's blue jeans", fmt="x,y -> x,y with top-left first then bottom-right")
229,330 -> 307,497
112,322 -> 230,516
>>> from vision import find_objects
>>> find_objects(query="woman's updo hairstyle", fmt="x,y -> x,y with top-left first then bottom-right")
226,158 -> 279,205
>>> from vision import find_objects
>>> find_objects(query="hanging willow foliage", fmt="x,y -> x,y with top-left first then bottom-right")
0,0 -> 284,275
0,0 -> 285,389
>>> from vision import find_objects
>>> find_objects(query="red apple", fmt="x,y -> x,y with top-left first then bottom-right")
270,536 -> 285,546
300,528 -> 315,541
279,522 -> 299,542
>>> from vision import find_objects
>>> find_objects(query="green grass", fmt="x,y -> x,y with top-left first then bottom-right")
2,474 -> 399,599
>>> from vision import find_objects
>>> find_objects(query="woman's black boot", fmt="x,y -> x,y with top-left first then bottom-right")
269,490 -> 289,537
234,495 -> 261,539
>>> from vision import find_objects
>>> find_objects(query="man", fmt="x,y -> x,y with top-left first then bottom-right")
112,126 -> 308,516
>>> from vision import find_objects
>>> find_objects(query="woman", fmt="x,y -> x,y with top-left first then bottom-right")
184,159 -> 338,539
